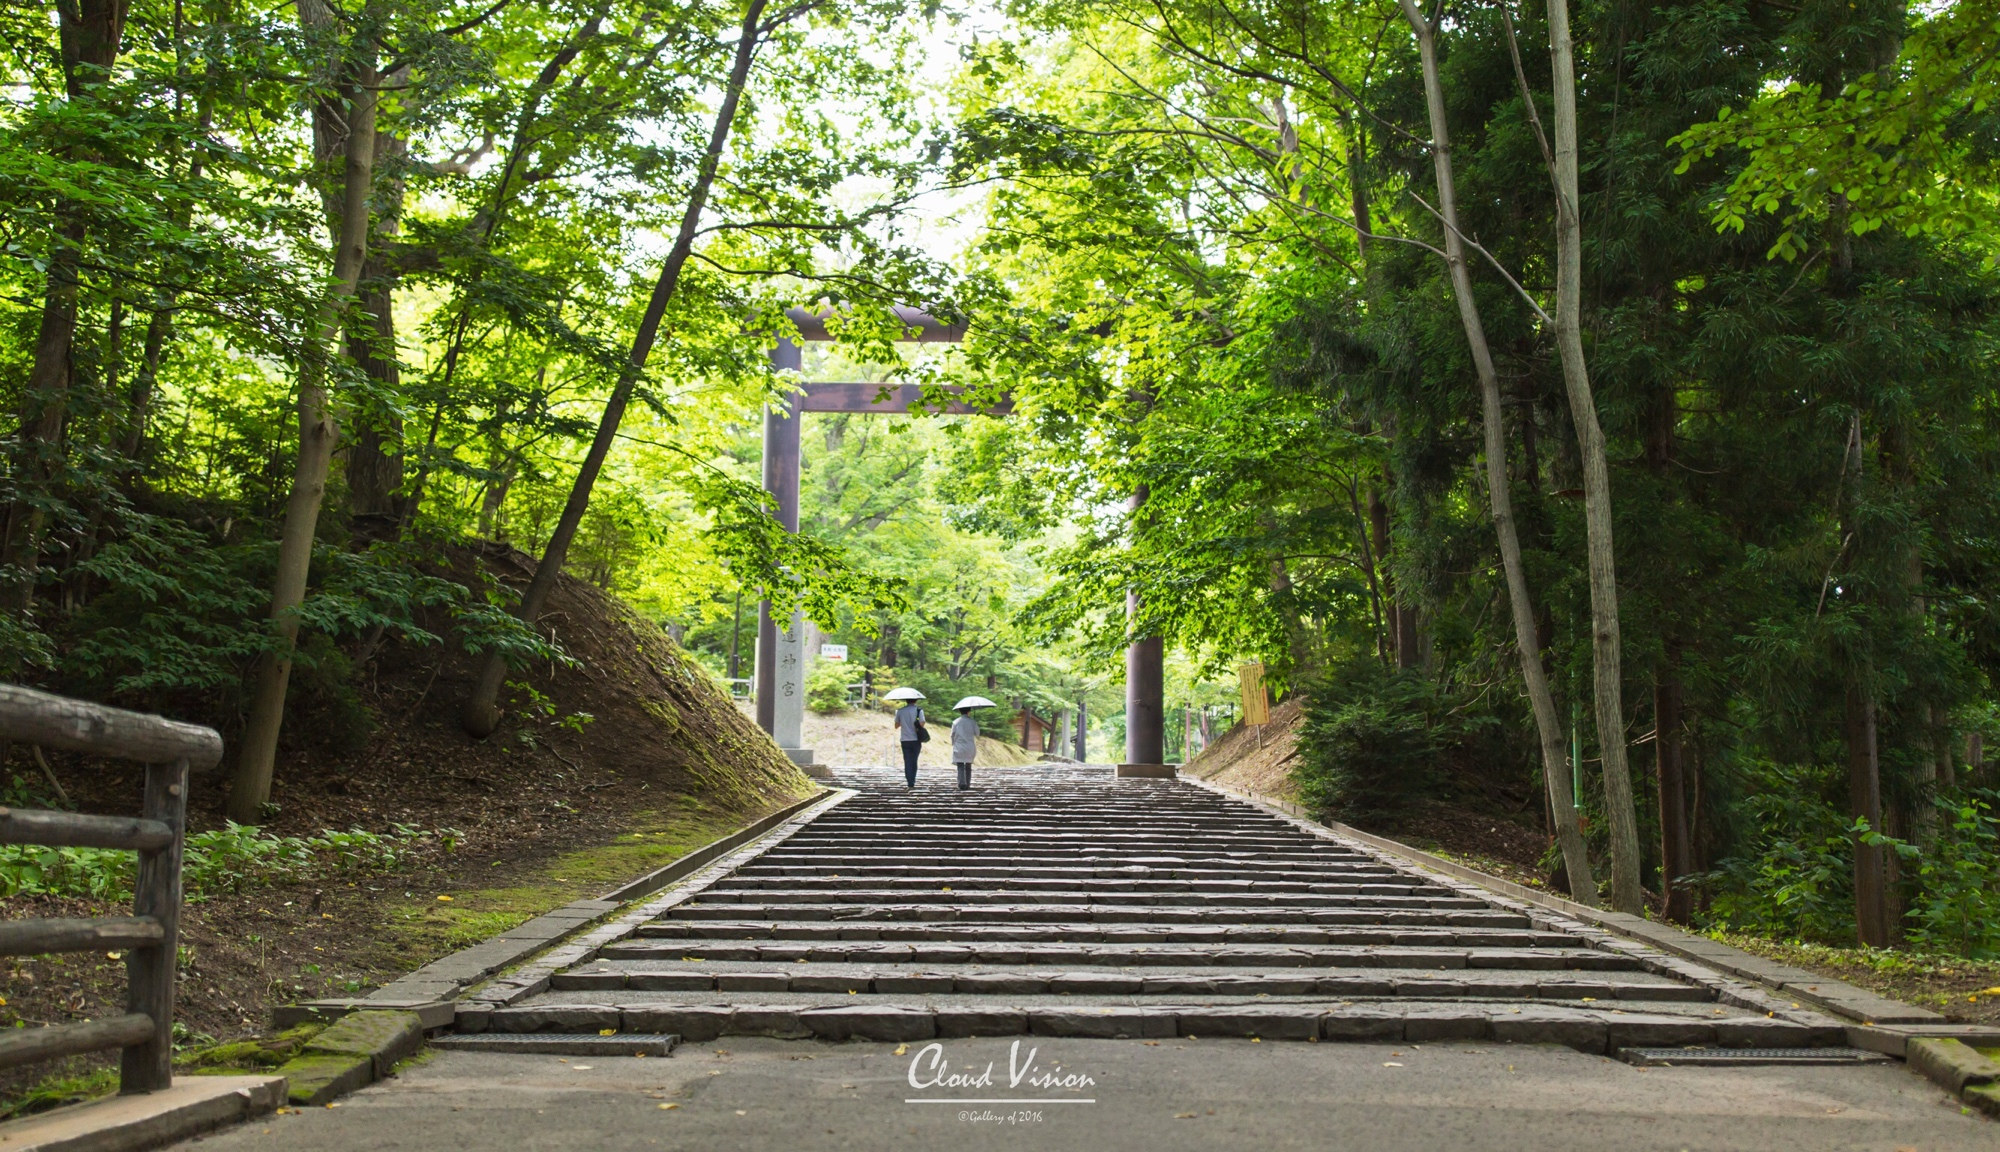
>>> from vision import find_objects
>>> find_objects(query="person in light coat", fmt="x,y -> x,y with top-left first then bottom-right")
950,706 -> 980,790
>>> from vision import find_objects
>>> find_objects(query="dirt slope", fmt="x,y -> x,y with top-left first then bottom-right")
3,542 -> 814,1112
1186,697 -> 1304,801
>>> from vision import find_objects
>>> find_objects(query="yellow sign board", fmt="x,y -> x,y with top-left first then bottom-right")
1238,662 -> 1269,726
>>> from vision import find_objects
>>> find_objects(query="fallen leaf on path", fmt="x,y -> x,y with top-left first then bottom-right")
659,1103 -> 679,1110
599,1029 -> 617,1036
894,1045 -> 908,1055
1174,1113 -> 1197,1119
1383,1062 -> 1403,1067
735,1110 -> 747,1116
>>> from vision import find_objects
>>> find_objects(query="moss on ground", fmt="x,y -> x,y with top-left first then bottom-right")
1709,930 -> 2000,1021
378,800 -> 780,955
0,1066 -> 117,1121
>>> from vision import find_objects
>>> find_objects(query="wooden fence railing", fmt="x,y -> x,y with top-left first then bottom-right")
0,684 -> 222,1094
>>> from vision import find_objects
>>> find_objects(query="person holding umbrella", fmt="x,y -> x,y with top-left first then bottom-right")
884,687 -> 928,788
951,696 -> 997,790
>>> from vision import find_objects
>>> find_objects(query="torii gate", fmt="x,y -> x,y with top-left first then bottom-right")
752,306 -> 1169,779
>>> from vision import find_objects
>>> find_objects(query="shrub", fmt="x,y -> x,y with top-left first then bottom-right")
807,663 -> 854,714
1697,760 -> 1859,943
1294,662 -> 1444,826
0,822 -> 458,901
1903,791 -> 2000,959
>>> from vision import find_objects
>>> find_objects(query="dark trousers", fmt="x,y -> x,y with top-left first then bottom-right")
956,761 -> 972,789
901,740 -> 921,786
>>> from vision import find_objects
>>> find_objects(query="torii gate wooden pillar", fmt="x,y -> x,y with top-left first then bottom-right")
753,306 -> 1170,778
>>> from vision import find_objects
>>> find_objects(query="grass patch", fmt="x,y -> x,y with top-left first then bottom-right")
0,1065 -> 117,1121
1709,929 -> 2000,1017
180,1023 -> 327,1071
379,801 -> 772,956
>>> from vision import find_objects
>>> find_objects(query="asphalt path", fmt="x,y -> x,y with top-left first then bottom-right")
178,1036 -> 1991,1152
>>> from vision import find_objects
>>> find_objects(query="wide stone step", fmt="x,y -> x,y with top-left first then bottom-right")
754,853 -> 1388,871
736,864 -> 1408,880
594,940 -> 1642,972
687,888 -> 1487,910
461,1000 -> 1833,1051
632,921 -> 1582,948
714,877 -> 1440,896
548,964 -> 1695,1000
665,902 -> 1532,927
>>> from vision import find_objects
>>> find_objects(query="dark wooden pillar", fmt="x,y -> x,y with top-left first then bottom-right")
1120,486 -> 1168,775
755,337 -> 804,751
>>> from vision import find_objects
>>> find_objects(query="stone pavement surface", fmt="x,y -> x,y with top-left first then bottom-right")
179,1038 -> 1991,1152
464,764 -> 1848,1047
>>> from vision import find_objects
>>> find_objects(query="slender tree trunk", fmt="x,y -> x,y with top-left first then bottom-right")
1396,0 -> 1595,902
346,130 -> 409,541
125,77 -> 210,470
1654,671 -> 1691,921
4,0 -> 133,609
461,0 -> 770,736
1835,410 -> 1890,944
1544,0 -> 1642,913
1646,383 -> 1692,921
1847,682 -> 1890,946
227,38 -> 379,822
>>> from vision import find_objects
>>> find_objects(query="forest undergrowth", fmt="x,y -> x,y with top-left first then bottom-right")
0,547 -> 813,1116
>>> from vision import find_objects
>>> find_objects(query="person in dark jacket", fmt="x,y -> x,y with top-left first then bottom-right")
892,698 -> 925,787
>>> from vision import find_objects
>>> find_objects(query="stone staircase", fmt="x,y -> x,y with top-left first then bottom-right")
454,765 -> 1850,1052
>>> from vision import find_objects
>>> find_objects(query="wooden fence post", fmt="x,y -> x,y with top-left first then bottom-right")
121,757 -> 186,1093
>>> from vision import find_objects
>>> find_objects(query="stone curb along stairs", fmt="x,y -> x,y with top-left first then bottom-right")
274,789 -> 836,1032
449,765 -> 1910,1058
1193,775 -> 2000,1114
1908,1039 -> 2000,1117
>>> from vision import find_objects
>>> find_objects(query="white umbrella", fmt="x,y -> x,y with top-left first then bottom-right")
953,695 -> 998,710
882,687 -> 926,701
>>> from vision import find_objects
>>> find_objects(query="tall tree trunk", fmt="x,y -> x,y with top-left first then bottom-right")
3,0 -> 133,609
346,130 -> 409,541
1646,383 -> 1692,921
227,34 -> 379,822
1836,411 -> 1890,944
1544,0 -> 1643,913
1396,0 -> 1596,902
1847,682 -> 1890,946
461,0 -> 771,736
1654,671 -> 1691,922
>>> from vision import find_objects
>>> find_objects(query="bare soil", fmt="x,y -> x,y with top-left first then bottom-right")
787,704 -> 1040,770
1,544 -> 814,1115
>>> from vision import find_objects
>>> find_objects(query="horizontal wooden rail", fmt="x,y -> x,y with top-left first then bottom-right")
0,1014 -> 155,1071
0,807 -> 173,850
0,916 -> 164,956
0,684 -> 222,770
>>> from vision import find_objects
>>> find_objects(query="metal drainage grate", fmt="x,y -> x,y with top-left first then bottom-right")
1617,1047 -> 1889,1067
433,1033 -> 679,1057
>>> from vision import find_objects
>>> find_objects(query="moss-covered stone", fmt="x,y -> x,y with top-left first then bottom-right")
279,1052 -> 374,1106
1964,1082 -> 2000,1118
184,1023 -> 327,1069
302,1010 -> 423,1076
